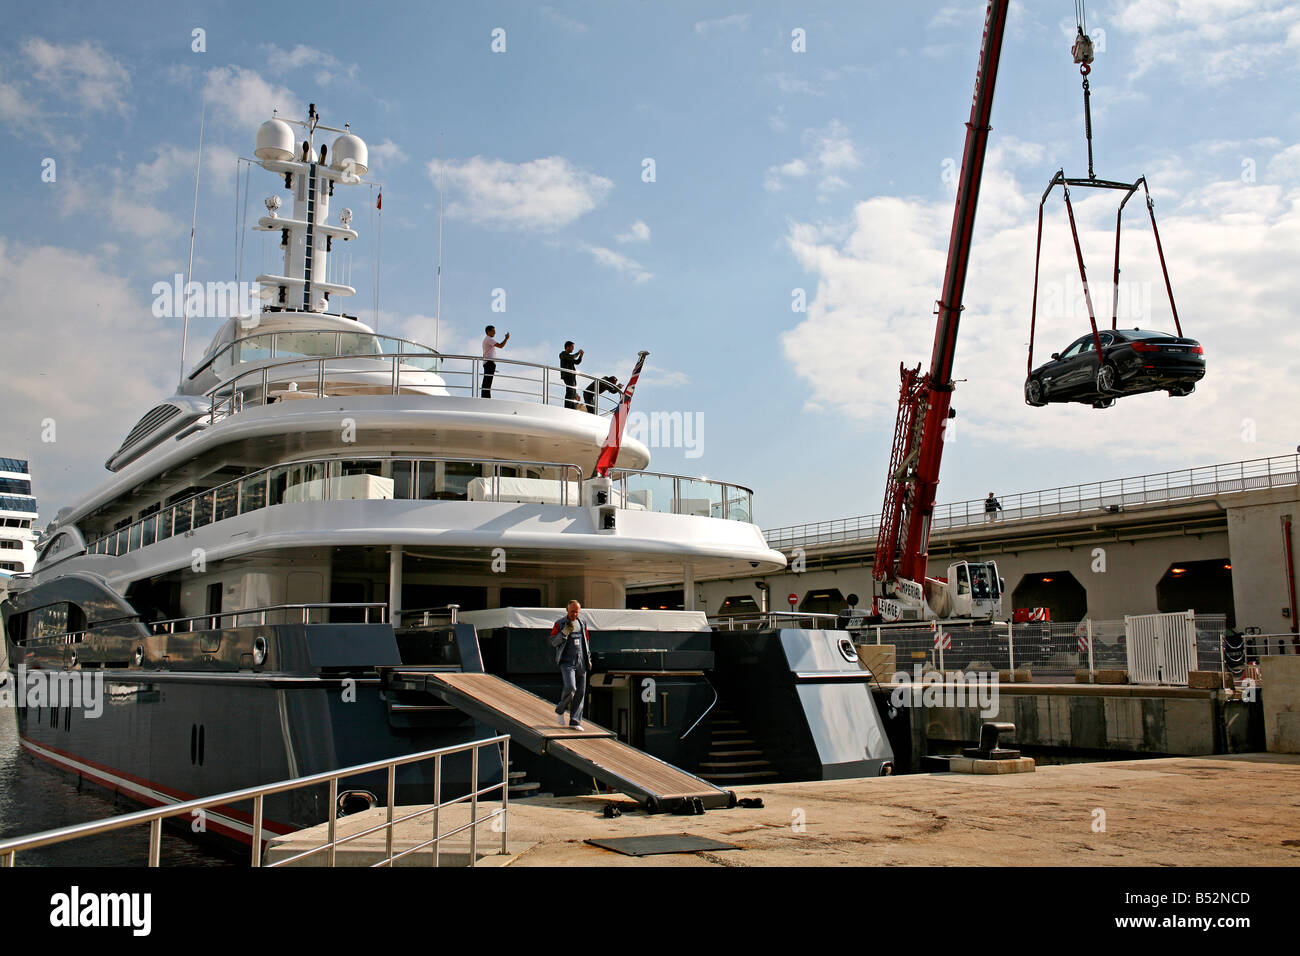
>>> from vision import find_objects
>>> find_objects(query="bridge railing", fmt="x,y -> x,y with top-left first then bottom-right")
764,454 -> 1300,551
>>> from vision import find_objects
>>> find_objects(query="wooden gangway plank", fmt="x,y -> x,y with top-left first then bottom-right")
385,669 -> 733,811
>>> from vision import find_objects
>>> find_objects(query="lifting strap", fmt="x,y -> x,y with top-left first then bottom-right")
1026,171 -> 1185,380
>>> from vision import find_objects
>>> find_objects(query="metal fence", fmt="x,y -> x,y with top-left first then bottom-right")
764,454 -> 1300,551
852,613 -> 1231,683
0,734 -> 510,868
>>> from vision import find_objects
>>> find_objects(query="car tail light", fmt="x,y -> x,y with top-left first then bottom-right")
1190,344 -> 1203,354
1131,340 -> 1161,353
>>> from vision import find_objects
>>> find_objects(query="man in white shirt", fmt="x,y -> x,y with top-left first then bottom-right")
481,325 -> 510,398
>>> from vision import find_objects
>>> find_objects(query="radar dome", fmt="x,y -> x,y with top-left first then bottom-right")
254,119 -> 295,161
330,133 -> 368,176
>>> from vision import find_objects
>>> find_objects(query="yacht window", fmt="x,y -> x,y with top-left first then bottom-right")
337,332 -> 381,357
273,331 -> 339,359
240,473 -> 268,513
173,500 -> 194,535
140,514 -> 157,548
156,508 -> 174,542
194,492 -> 215,529
442,462 -> 480,499
392,461 -> 414,500
214,484 -> 239,522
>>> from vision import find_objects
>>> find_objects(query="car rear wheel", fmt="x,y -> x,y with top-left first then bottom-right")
1025,377 -> 1046,406
1096,362 -> 1118,394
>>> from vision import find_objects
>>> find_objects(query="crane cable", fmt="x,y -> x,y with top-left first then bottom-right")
1072,0 -> 1097,179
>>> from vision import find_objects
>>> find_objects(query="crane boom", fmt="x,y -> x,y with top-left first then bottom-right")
873,0 -> 1009,620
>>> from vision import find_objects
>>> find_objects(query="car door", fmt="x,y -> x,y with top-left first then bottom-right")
1044,337 -> 1088,397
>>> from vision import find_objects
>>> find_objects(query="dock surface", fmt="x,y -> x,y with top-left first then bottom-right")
499,753 -> 1300,866
268,753 -> 1300,866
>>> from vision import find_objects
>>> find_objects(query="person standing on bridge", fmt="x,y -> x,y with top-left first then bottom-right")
550,599 -> 592,729
559,341 -> 584,409
481,325 -> 510,398
985,492 -> 1003,523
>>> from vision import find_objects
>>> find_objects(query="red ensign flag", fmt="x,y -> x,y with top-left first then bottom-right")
595,351 -> 649,477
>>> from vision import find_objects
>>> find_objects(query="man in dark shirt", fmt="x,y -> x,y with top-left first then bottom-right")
549,600 -> 592,728
559,341 -> 584,409
583,375 -> 621,414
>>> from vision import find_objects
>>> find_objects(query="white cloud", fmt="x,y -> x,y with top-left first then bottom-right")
695,14 -> 749,34
22,38 -> 130,113
427,156 -> 612,231
370,139 -> 408,166
579,243 -> 653,283
779,143 -> 1300,469
0,240 -> 176,512
541,6 -> 589,33
766,120 -> 862,195
58,142 -> 238,242
0,79 -> 40,123
616,220 -> 651,243
1266,144 -> 1300,181
260,43 -> 359,86
203,66 -> 300,128
1111,0 -> 1300,84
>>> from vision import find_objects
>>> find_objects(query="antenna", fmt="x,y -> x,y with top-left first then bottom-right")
179,97 -> 207,389
435,139 -> 445,352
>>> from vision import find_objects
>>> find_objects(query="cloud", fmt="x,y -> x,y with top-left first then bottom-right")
0,240 -> 176,513
203,66 -> 300,128
22,38 -> 130,113
57,142 -> 238,243
259,43 -> 359,86
1266,144 -> 1300,181
541,6 -> 589,33
370,139 -> 408,166
0,79 -> 40,124
427,156 -> 612,231
778,143 -> 1300,468
695,14 -> 750,34
765,120 -> 862,195
616,220 -> 651,243
1111,0 -> 1300,84
579,243 -> 653,283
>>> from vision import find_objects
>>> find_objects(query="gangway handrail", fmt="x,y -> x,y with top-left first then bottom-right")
0,734 -> 510,868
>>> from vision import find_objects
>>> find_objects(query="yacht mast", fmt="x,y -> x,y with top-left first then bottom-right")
179,98 -> 206,388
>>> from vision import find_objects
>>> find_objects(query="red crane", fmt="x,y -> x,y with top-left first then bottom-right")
872,0 -> 1009,621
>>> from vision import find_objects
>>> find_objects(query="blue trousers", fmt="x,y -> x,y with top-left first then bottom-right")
556,662 -> 588,724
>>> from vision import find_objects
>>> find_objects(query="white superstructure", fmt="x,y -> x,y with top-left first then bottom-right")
8,105 -> 785,632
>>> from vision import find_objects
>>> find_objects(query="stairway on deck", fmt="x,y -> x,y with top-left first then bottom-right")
698,707 -> 778,785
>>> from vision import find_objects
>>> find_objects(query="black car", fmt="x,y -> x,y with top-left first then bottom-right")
1024,328 -> 1205,409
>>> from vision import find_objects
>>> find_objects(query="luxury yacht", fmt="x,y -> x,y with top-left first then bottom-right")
2,107 -> 892,849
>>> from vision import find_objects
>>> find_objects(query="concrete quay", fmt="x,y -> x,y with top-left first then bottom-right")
267,753 -> 1300,867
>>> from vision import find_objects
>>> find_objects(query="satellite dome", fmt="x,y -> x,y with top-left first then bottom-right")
254,119 -> 295,161
330,132 -> 368,176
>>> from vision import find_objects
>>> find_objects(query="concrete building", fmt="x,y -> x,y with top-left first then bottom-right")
629,455 -> 1300,635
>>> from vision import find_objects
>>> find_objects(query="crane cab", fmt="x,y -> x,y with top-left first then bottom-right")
947,560 -> 1003,620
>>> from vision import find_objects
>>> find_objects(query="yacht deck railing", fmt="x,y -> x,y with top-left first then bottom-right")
205,349 -> 627,423
78,456 -> 756,560
763,454 -> 1300,552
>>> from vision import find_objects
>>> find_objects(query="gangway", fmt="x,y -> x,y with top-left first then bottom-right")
383,668 -> 735,813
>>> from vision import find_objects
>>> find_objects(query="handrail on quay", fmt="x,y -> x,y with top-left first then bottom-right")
0,734 -> 511,868
763,453 -> 1300,551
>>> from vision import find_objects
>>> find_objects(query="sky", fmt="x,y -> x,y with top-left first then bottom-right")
1,0 -> 1298,533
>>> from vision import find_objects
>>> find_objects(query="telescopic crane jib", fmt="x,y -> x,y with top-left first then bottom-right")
871,0 -> 1010,623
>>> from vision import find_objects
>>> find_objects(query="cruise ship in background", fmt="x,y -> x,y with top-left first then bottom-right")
0,106 -> 893,851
